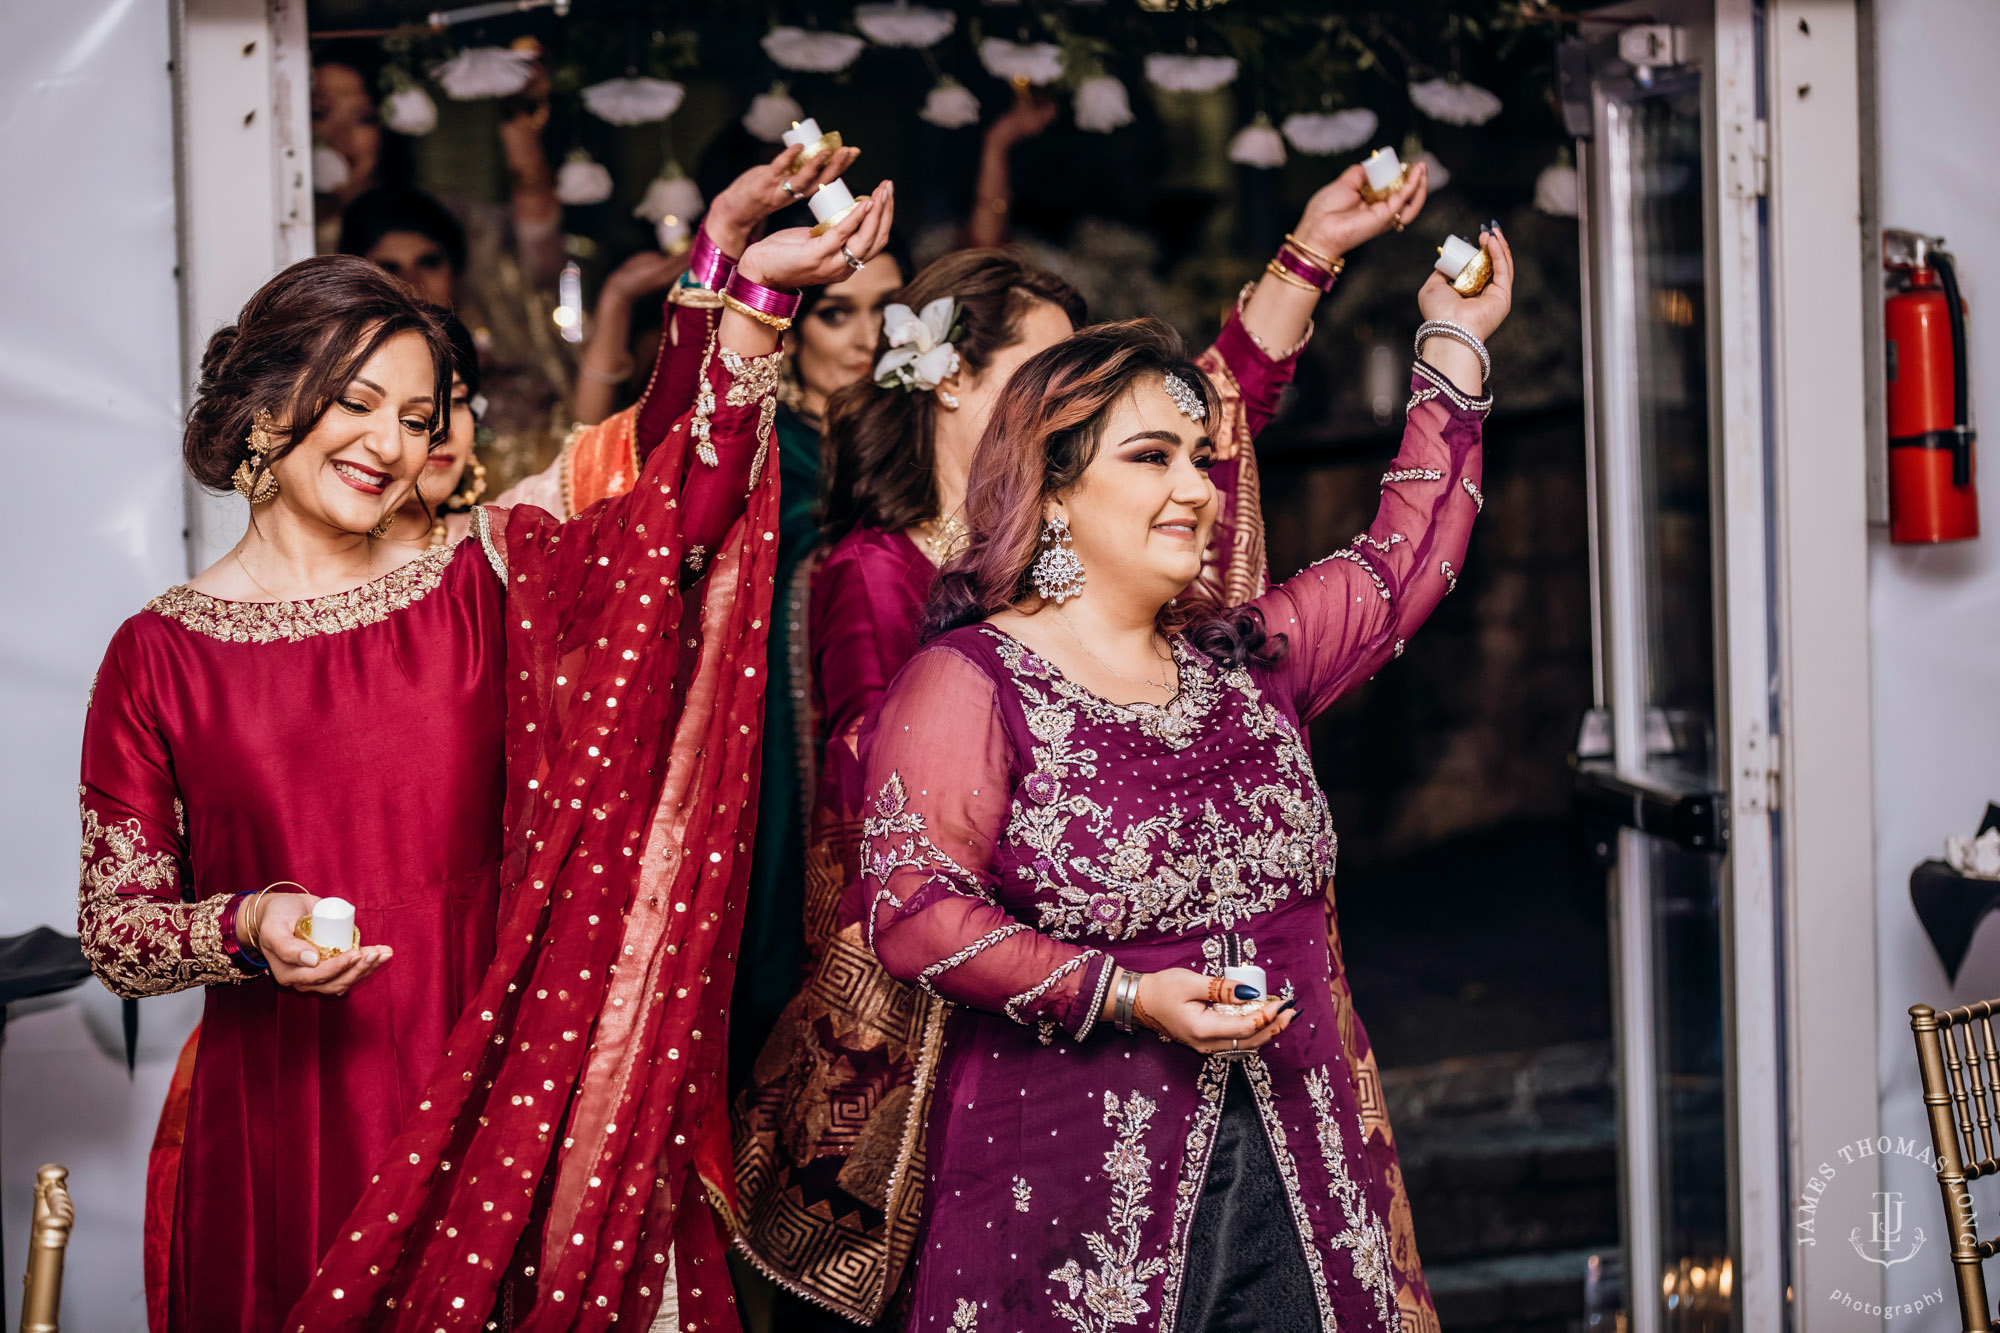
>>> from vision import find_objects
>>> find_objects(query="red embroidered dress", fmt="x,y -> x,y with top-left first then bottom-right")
79,340 -> 784,1331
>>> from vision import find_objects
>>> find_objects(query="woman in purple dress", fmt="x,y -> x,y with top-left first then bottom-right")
734,164 -> 1437,1327
862,230 -> 1512,1332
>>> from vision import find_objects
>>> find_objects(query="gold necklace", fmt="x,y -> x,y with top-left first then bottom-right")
1054,607 -> 1175,693
918,511 -> 970,566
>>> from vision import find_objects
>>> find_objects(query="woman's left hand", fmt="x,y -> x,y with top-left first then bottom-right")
1292,159 -> 1431,262
707,143 -> 864,256
736,180 -> 896,292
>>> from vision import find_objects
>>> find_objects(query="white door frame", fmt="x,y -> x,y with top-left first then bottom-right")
1764,0 -> 1883,1325
171,0 -> 312,576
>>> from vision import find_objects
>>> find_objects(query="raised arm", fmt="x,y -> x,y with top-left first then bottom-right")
862,647 -> 1112,1039
77,629 -> 249,997
1254,227 -> 1514,722
1195,160 -> 1431,604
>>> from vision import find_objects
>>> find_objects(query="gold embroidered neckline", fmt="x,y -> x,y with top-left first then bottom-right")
146,542 -> 458,644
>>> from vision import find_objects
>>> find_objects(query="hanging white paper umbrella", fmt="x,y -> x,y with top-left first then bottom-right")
1409,77 -> 1503,126
1075,76 -> 1135,133
743,86 -> 805,143
920,79 -> 981,129
581,77 -> 685,127
556,151 -> 614,206
1227,115 -> 1286,169
763,27 -> 866,73
854,4 -> 956,49
431,46 -> 535,100
978,38 -> 1064,86
1280,109 -> 1376,156
1144,53 -> 1239,94
381,86 -> 439,136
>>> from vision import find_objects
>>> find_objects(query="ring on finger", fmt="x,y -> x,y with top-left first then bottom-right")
1231,1036 -> 1240,1051
1392,216 -> 1406,232
840,244 -> 865,271
781,181 -> 805,203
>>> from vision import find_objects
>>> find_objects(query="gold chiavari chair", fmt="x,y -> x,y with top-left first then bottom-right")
1912,1002 -> 2000,1330
18,1163 -> 72,1333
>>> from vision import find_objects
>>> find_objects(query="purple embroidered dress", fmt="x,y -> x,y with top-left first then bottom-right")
861,363 -> 1489,1333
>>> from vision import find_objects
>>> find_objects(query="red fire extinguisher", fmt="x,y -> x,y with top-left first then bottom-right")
1885,229 -> 1977,543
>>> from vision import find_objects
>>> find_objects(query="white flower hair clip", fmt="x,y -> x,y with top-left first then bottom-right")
874,297 -> 965,396
1163,371 -> 1207,424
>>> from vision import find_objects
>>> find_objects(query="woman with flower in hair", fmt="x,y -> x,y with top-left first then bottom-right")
868,230 -> 1511,1333
731,159 -> 1431,1329
82,169 -> 893,1329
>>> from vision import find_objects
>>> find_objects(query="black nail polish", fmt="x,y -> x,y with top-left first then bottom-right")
1278,997 -> 1298,1014
1488,218 -> 1502,234
1234,984 -> 1262,1002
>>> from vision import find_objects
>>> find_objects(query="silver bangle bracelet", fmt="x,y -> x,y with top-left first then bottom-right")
1414,319 -> 1491,383
1112,968 -> 1141,1033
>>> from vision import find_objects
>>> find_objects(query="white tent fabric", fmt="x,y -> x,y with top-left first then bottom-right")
0,2 -> 199,1327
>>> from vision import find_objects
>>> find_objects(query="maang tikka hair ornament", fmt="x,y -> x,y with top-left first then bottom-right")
1162,371 -> 1207,425
1032,511 -> 1087,603
232,409 -> 281,504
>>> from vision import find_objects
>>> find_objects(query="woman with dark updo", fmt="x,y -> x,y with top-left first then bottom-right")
78,171 -> 891,1330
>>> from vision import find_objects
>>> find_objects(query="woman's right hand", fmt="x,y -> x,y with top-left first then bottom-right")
1126,967 -> 1295,1055
240,892 -> 393,998
736,179 -> 896,292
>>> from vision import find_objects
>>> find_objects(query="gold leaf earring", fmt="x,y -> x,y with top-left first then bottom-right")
231,409 -> 281,504
449,454 -> 487,509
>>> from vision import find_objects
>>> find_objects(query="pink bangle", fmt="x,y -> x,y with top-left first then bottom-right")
688,227 -> 737,291
722,270 -> 802,323
1270,243 -> 1342,293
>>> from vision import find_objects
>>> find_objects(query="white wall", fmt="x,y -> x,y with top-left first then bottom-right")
1872,0 -> 2000,1323
0,2 -> 204,1328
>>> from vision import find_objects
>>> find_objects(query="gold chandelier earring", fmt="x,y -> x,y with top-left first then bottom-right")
429,454 -> 488,547
449,454 -> 488,510
231,409 -> 281,504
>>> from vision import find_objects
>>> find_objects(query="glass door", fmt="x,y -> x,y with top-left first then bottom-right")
1570,7 -> 1782,1330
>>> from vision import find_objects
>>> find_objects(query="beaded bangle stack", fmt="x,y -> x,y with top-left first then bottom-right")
1265,232 -> 1346,295
1413,319 -> 1492,382
721,271 -> 803,332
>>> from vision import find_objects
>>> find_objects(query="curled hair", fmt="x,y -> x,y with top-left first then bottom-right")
819,248 -> 1086,542
921,318 -> 1285,670
183,255 -> 454,495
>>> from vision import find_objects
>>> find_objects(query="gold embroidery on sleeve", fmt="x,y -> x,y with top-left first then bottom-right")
78,797 -> 242,997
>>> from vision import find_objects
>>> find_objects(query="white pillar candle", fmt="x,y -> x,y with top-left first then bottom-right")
1222,964 -> 1267,1000
310,897 -> 356,953
1361,146 -> 1404,194
810,178 -> 857,224
1436,233 -> 1481,280
782,118 -> 824,150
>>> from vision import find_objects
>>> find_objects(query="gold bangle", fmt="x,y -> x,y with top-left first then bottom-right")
245,880 -> 305,953
1283,232 -> 1343,271
720,291 -> 793,332
1263,258 -> 1321,293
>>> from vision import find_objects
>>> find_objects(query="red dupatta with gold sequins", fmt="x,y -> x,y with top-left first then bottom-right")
287,371 -> 779,1331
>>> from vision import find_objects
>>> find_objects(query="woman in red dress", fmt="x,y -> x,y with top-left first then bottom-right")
81,179 -> 894,1331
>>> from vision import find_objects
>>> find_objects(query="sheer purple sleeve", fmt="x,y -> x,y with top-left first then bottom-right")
861,646 -> 1113,1040
1252,360 -> 1491,722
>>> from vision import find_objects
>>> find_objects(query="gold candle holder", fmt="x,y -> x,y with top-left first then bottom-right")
294,916 -> 362,959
